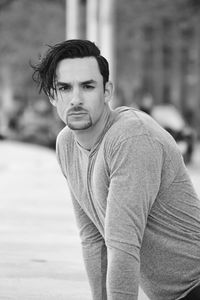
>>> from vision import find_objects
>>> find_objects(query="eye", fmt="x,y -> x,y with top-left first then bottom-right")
83,84 -> 95,90
57,84 -> 72,92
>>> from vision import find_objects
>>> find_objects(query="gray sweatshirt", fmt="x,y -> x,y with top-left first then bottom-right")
56,107 -> 200,300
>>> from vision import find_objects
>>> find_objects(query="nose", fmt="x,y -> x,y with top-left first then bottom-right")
70,88 -> 83,106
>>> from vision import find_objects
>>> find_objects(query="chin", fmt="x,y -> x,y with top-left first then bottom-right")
68,121 -> 92,130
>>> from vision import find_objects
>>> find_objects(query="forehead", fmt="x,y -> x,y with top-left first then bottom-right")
56,57 -> 102,82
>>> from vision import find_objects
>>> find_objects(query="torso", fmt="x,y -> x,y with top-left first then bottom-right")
56,107 -> 200,300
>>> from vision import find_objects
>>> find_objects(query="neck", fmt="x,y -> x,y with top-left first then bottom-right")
73,105 -> 112,151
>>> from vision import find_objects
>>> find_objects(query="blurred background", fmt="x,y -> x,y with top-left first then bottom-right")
0,0 -> 200,157
1,1 -> 200,299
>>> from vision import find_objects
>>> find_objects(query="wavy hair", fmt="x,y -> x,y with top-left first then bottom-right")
32,39 -> 109,97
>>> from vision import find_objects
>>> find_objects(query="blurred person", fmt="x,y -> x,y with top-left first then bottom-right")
32,39 -> 200,300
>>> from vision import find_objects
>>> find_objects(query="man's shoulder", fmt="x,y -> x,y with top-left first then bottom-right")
56,126 -> 74,149
104,106 -> 178,152
107,107 -> 148,140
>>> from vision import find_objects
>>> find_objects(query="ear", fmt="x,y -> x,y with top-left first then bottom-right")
104,81 -> 114,104
48,88 -> 58,107
49,96 -> 57,107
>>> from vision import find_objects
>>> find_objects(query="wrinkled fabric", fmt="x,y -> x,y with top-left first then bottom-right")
56,107 -> 200,300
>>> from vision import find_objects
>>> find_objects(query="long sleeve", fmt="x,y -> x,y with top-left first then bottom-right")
105,135 -> 163,299
70,190 -> 108,300
56,130 -> 108,299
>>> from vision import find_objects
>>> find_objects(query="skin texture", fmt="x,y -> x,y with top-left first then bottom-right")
50,57 -> 113,150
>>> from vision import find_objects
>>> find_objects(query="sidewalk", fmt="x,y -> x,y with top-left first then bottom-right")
0,141 -> 149,300
1,140 -> 199,300
0,141 -> 90,300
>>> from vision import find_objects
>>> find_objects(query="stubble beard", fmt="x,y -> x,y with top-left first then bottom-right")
66,115 -> 93,130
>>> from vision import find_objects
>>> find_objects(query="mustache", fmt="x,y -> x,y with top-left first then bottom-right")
67,107 -> 88,114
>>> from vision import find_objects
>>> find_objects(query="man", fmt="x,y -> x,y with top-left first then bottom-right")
32,39 -> 200,300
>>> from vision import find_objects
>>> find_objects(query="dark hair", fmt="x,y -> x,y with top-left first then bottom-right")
32,39 -> 109,97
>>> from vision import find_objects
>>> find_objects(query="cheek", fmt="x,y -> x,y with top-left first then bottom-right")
90,101 -> 105,121
56,103 -> 68,122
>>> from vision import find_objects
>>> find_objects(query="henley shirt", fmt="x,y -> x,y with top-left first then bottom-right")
56,107 -> 200,300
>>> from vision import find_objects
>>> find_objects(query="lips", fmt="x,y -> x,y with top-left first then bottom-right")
68,110 -> 88,115
68,112 -> 87,116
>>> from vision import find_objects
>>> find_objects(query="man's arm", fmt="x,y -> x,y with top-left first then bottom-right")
105,135 -> 163,299
70,190 -> 107,300
56,135 -> 107,300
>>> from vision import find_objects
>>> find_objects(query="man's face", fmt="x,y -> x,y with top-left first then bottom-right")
51,57 -> 111,131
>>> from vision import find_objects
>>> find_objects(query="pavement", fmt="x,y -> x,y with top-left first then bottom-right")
0,140 -> 200,300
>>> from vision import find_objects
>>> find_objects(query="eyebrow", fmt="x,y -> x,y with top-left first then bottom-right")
55,80 -> 97,86
81,80 -> 97,85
